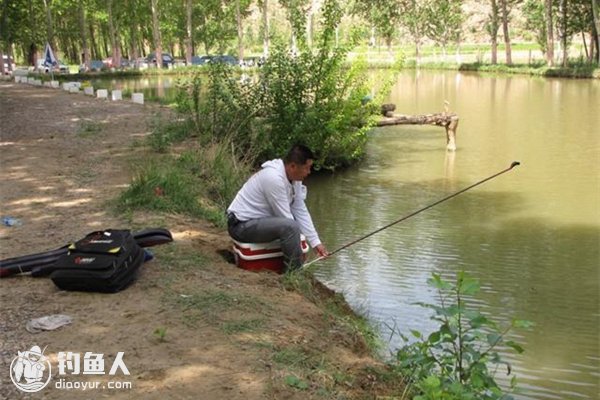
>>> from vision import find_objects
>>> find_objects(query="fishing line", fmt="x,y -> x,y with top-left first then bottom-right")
303,161 -> 521,268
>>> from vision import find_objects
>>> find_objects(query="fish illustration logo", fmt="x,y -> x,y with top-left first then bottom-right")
10,345 -> 52,392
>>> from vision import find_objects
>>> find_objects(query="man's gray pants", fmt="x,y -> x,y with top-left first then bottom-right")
228,215 -> 303,271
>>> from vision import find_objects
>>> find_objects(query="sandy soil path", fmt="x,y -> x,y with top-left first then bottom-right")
0,81 -> 393,400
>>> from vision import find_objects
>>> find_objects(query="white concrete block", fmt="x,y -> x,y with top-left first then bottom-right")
43,81 -> 51,87
69,86 -> 80,93
69,81 -> 82,89
28,77 -> 36,84
132,93 -> 144,105
35,80 -> 43,86
50,80 -> 60,88
111,90 -> 122,101
84,86 -> 94,96
62,82 -> 71,91
97,89 -> 108,99
14,76 -> 21,83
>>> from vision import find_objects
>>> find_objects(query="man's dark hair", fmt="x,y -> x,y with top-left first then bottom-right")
284,144 -> 315,165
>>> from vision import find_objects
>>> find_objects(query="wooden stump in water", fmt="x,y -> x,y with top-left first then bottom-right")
376,103 -> 459,151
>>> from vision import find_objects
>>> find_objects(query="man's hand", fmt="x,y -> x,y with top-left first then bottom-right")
314,244 -> 329,258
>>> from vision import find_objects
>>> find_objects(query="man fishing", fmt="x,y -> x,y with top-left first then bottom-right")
227,144 -> 329,271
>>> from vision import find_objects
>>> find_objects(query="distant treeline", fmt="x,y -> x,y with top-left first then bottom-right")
0,0 -> 598,69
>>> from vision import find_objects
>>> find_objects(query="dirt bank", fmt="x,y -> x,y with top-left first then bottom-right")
0,81 -> 403,399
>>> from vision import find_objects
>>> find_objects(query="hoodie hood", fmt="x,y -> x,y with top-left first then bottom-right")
261,159 -> 286,179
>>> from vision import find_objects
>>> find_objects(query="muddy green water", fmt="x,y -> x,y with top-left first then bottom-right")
306,71 -> 599,399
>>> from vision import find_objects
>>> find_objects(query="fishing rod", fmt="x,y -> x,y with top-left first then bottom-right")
303,161 -> 521,268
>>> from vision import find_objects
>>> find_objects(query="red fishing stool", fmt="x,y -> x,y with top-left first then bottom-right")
232,235 -> 310,273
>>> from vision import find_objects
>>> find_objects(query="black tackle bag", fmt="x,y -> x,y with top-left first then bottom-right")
48,229 -> 144,293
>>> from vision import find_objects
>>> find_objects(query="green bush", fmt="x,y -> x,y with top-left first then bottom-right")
172,0 -> 399,170
394,272 -> 533,400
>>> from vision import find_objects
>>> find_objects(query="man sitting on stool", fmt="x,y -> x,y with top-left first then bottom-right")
227,144 -> 329,271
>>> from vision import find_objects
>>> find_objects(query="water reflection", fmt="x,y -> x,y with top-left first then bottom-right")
89,76 -> 179,102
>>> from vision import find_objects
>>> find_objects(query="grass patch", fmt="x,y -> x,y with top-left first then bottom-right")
458,61 -> 600,78
147,116 -> 195,153
153,243 -> 209,273
170,288 -> 268,328
116,139 -> 251,227
77,120 -> 103,137
221,318 -> 265,335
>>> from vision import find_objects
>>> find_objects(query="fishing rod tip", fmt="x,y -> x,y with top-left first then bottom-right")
510,161 -> 521,169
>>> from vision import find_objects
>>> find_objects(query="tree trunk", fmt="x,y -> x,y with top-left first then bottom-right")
370,26 -> 376,47
376,108 -> 460,152
101,24 -> 110,58
581,30 -> 589,60
129,24 -> 138,61
79,2 -> 90,68
28,0 -> 37,65
107,0 -> 121,68
89,20 -> 98,60
236,0 -> 243,63
42,0 -> 55,51
500,0 -> 512,65
545,0 -> 554,65
0,1 -> 6,75
262,0 -> 269,58
291,32 -> 297,55
306,0 -> 316,48
151,0 -> 163,68
559,0 -> 568,66
593,0 -> 600,63
490,0 -> 499,64
185,0 -> 193,64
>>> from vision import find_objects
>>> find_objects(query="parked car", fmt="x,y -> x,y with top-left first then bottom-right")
91,60 -> 106,71
211,55 -> 237,66
36,58 -> 69,74
79,60 -> 106,73
145,53 -> 174,68
102,57 -> 131,69
173,58 -> 187,67
241,56 -> 265,67
133,57 -> 149,69
191,55 -> 212,66
2,55 -> 15,75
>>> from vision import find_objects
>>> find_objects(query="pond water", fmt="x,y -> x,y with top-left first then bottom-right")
305,70 -> 600,399
88,76 -> 180,102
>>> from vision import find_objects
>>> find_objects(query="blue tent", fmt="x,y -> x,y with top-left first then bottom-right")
43,42 -> 57,68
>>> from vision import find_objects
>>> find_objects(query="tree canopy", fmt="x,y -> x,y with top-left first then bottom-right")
0,0 -> 598,66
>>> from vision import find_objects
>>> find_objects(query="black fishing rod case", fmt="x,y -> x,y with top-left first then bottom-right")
45,229 -> 144,293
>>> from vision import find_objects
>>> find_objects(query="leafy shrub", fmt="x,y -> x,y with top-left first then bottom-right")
395,272 -> 533,400
172,0 -> 399,170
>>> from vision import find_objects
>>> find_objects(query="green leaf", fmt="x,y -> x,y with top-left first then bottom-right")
458,274 -> 480,295
410,329 -> 423,339
512,319 -> 534,329
428,273 -> 452,290
510,374 -> 519,388
487,333 -> 502,346
427,330 -> 441,344
420,375 -> 441,390
468,314 -> 489,328
505,340 -> 525,354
